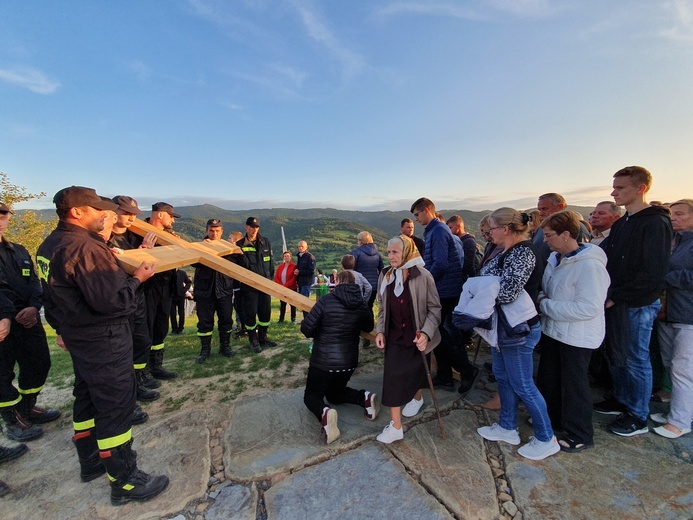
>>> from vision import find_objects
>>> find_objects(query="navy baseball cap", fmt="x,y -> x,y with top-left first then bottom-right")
245,217 -> 260,228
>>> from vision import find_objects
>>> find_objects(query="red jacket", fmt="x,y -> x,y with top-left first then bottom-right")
274,262 -> 298,291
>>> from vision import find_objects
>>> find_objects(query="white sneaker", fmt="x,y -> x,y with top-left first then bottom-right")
320,408 -> 340,444
363,391 -> 380,421
401,397 -> 424,418
377,421 -> 404,444
649,412 -> 667,424
518,436 -> 560,460
477,423 -> 521,445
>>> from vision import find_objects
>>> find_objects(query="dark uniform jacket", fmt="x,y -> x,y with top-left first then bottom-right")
235,234 -> 274,285
0,237 -> 42,315
35,221 -> 141,330
301,283 -> 374,372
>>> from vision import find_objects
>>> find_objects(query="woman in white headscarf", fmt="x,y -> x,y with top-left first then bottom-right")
375,235 -> 441,443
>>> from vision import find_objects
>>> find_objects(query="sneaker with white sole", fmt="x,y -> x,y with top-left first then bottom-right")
649,412 -> 667,425
477,423 -> 521,445
363,391 -> 380,421
377,421 -> 404,444
401,397 -> 424,418
320,408 -> 340,444
518,436 -> 560,460
607,412 -> 648,437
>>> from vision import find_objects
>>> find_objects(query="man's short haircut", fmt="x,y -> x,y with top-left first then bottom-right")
538,193 -> 567,206
337,270 -> 355,284
671,198 -> 693,213
446,214 -> 463,225
341,254 -> 356,270
357,231 -> 373,244
410,197 -> 435,214
596,201 -> 621,216
540,210 -> 581,239
613,166 -> 653,191
401,217 -> 413,227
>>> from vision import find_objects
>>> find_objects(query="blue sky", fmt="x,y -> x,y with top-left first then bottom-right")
2,1 -> 692,212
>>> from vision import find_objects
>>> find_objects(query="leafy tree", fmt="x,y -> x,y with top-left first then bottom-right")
0,172 -> 56,256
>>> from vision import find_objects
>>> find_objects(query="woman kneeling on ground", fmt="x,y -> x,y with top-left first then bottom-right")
375,235 -> 441,444
535,211 -> 610,453
301,270 -> 378,444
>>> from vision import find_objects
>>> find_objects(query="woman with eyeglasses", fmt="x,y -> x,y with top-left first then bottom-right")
374,235 -> 441,443
475,208 -> 559,460
535,211 -> 609,453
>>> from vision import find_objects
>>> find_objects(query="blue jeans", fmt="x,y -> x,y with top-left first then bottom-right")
610,302 -> 660,422
298,285 -> 311,298
492,322 -> 554,442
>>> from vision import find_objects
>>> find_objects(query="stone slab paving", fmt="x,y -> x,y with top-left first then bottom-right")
223,371 -> 461,482
263,445 -> 454,519
205,482 -> 257,520
0,408 -> 211,520
484,411 -> 693,520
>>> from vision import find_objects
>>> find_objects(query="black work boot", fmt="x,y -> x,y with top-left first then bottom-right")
17,395 -> 61,425
1,408 -> 44,442
218,330 -> 235,357
140,367 -> 161,389
197,335 -> 212,363
100,441 -> 169,506
258,326 -> 277,348
248,329 -> 262,353
135,371 -> 160,402
72,429 -> 106,482
0,443 -> 28,464
131,405 -> 149,425
148,350 -> 177,380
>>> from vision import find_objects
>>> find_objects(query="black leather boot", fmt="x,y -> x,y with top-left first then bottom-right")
248,329 -> 262,353
140,366 -> 161,389
197,335 -> 212,363
218,330 -> 234,357
99,441 -> 169,506
1,407 -> 43,442
72,429 -> 106,482
135,371 -> 160,402
258,326 -> 277,347
148,350 -> 177,380
17,394 -> 61,425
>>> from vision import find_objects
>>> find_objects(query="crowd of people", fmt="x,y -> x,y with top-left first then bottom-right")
0,164 -> 690,503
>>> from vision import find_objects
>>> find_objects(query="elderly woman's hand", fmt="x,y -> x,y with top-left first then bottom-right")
375,333 -> 386,349
414,331 -> 428,352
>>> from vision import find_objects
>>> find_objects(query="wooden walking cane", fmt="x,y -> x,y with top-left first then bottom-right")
419,346 -> 446,439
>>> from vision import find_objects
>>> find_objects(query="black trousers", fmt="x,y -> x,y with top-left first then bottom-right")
279,300 -> 297,322
64,322 -> 136,449
536,334 -> 594,444
0,318 -> 51,409
196,295 -> 234,334
130,290 -> 151,369
241,287 -> 271,329
233,289 -> 245,329
144,278 -> 171,350
303,366 -> 365,421
435,297 -> 474,380
170,296 -> 186,332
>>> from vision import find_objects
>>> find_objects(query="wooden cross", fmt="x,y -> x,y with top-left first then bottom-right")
115,218 -> 314,314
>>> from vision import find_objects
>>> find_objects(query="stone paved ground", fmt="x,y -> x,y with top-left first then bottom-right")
1,356 -> 691,520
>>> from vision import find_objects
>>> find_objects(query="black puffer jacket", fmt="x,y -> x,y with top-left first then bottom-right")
301,283 -> 374,372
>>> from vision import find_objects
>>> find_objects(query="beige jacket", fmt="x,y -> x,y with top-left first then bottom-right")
376,266 -> 442,354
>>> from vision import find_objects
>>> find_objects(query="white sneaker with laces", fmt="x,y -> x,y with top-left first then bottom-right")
518,436 -> 560,460
377,421 -> 403,444
477,423 -> 521,445
401,397 -> 424,418
320,408 -> 340,445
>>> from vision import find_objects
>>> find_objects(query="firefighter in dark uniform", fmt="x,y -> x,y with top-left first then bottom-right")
142,202 -> 180,380
0,202 -> 60,443
109,196 -> 160,404
234,217 -> 276,353
194,219 -> 236,362
36,186 -> 168,505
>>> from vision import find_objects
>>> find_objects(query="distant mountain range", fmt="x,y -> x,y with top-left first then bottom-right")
28,204 -> 593,270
